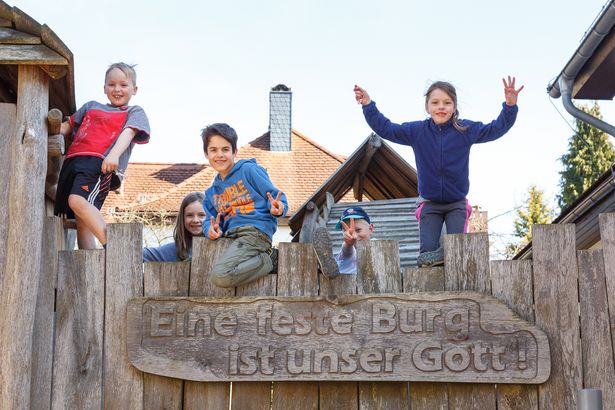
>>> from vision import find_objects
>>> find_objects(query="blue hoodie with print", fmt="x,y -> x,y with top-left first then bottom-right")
362,101 -> 518,203
202,158 -> 288,239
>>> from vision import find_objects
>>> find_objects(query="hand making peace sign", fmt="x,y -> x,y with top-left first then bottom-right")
267,191 -> 285,216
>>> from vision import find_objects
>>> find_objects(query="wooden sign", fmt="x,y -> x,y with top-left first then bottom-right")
127,292 -> 550,383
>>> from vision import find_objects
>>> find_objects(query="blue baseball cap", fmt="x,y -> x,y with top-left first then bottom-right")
336,207 -> 371,230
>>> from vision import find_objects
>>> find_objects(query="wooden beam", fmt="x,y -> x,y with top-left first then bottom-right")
0,44 -> 67,65
0,2 -> 12,20
0,27 -> 40,44
12,7 -> 41,37
40,65 -> 67,80
0,64 -> 49,409
0,17 -> 10,28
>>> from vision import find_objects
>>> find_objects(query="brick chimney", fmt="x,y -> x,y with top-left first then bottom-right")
269,84 -> 292,151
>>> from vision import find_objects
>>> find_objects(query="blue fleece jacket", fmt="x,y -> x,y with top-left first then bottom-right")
363,101 -> 518,203
203,158 -> 288,239
143,241 -> 183,262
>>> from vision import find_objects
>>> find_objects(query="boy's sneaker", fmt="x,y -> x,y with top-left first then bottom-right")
416,247 -> 444,268
268,247 -> 279,274
312,227 -> 339,279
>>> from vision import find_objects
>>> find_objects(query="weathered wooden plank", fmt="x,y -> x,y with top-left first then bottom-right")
0,44 -> 67,64
403,266 -> 449,410
128,292 -> 549,384
444,233 -> 497,409
320,253 -> 359,410
577,249 -> 615,409
143,262 -> 190,410
299,201 -> 319,243
0,27 -> 40,44
273,243 -> 319,410
356,240 -> 408,409
599,213 -> 615,370
232,250 -> 277,410
30,217 -> 63,410
533,224 -> 581,410
0,65 -> 48,409
491,260 -> 539,410
184,237 -> 232,410
0,2 -> 12,20
104,223 -> 144,409
0,103 -> 15,286
52,250 -> 104,409
0,17 -> 12,27
12,6 -> 41,36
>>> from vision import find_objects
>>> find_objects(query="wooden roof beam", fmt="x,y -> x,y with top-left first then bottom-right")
0,44 -> 67,65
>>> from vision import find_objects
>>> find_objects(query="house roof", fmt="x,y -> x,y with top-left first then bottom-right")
104,129 -> 345,219
0,1 -> 75,114
289,133 -> 419,235
548,0 -> 615,100
514,164 -> 615,259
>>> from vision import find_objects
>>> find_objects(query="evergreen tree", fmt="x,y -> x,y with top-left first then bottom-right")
505,185 -> 555,258
557,102 -> 615,210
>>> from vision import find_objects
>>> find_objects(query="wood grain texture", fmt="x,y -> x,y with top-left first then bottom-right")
491,260 -> 538,410
403,266 -> 448,410
273,243 -> 318,410
320,254 -> 359,410
532,224 -> 581,410
356,240 -> 408,409
143,262 -> 190,410
0,44 -> 67,64
599,213 -> 615,373
30,217 -> 63,410
52,250 -> 104,409
184,237 -> 232,410
0,27 -> 40,44
104,223 -> 144,409
0,66 -> 48,409
577,249 -> 615,409
232,243 -> 281,410
444,233 -> 497,409
0,103 -> 16,286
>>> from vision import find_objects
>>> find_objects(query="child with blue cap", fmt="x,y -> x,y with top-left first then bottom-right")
335,206 -> 375,274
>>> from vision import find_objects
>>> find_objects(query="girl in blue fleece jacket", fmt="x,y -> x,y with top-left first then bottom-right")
354,77 -> 523,267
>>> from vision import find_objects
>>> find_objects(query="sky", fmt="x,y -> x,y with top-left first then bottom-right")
9,0 -> 615,256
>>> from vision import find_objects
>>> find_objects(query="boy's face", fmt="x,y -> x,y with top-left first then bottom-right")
104,68 -> 137,107
344,218 -> 374,241
206,135 -> 236,179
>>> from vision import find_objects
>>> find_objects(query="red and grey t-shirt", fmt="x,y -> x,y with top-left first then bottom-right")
67,100 -> 150,158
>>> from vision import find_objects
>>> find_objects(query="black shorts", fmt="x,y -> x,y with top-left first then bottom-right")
54,156 -> 112,219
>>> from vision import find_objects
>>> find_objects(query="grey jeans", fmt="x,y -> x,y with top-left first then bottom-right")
415,198 -> 472,253
210,226 -> 273,288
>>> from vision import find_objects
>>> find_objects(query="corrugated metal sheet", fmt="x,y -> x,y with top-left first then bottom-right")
327,198 -> 420,268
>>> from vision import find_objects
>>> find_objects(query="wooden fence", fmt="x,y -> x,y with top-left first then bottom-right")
26,214 -> 615,409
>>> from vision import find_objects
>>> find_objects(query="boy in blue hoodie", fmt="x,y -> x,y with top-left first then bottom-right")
201,123 -> 288,287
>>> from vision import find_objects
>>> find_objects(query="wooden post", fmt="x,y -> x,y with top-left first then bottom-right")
142,261 -> 191,410
444,233 -> 497,409
0,65 -> 49,409
272,242 -> 319,410
0,103 -> 16,286
577,249 -> 615,409
599,213 -> 615,366
532,224 -> 581,409
104,223 -> 144,409
232,248 -> 277,410
491,260 -> 539,410
319,251 -> 358,410
403,266 -> 449,410
46,108 -> 64,200
52,250 -> 105,409
184,237 -> 232,410
30,217 -> 64,409
356,240 -> 409,409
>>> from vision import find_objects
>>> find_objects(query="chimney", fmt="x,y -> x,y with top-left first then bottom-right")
269,84 -> 292,151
